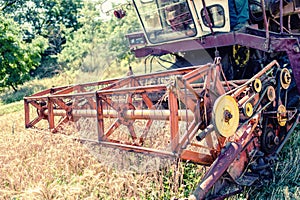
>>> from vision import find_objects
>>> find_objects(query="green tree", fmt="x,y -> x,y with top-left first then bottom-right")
0,0 -> 83,39
0,0 -> 83,78
58,0 -> 140,72
0,14 -> 47,91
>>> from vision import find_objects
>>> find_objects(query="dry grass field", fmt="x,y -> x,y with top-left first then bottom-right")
0,106 -> 183,199
0,109 -> 213,200
0,73 -> 299,199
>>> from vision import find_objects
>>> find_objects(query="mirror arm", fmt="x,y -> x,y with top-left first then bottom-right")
201,0 -> 214,35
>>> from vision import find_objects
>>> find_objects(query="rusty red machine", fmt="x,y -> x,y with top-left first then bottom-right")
24,0 -> 300,199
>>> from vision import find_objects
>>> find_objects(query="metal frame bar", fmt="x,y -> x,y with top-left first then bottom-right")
24,61 -> 283,165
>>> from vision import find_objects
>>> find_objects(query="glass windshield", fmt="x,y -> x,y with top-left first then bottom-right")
133,0 -> 197,44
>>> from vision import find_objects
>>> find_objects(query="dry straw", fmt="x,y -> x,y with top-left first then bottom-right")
0,106 -> 299,199
0,109 -> 200,199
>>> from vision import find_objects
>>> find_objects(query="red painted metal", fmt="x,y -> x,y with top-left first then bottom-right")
24,59 -> 299,199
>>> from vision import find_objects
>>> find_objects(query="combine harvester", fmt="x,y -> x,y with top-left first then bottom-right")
24,0 -> 300,199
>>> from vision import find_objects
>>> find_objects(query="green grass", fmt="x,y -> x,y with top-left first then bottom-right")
0,71 -> 76,105
0,101 -> 23,115
245,126 -> 300,200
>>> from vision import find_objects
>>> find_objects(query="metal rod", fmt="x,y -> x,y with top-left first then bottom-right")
97,85 -> 167,95
80,138 -> 178,158
276,114 -> 300,154
47,97 -> 54,130
180,149 -> 213,165
177,121 -> 200,152
43,109 -> 195,121
196,124 -> 214,142
96,94 -> 104,141
261,0 -> 269,46
78,138 -> 214,166
201,0 -> 214,35
169,90 -> 179,152
192,142 -> 242,199
24,91 -> 95,100
24,99 -> 30,128
280,0 -> 283,33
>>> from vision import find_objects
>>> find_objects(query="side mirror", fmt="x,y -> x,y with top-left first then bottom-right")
114,9 -> 126,19
201,5 -> 225,28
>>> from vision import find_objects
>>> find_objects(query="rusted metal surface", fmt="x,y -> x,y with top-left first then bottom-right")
24,60 -> 299,199
24,63 -> 235,158
131,26 -> 300,93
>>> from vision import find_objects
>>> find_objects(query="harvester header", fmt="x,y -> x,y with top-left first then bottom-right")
25,0 -> 300,199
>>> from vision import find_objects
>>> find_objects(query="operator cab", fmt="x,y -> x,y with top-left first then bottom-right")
132,0 -> 230,45
128,0 -> 300,48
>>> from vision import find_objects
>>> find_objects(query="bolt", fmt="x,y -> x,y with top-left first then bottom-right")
224,110 -> 232,123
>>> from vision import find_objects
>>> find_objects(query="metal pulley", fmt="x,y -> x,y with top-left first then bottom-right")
253,78 -> 262,93
212,95 -> 240,137
277,104 -> 287,126
280,68 -> 291,89
267,86 -> 276,102
243,102 -> 253,118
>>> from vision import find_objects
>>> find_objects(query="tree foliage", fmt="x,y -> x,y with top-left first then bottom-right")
58,0 -> 141,72
0,0 -> 141,91
0,0 -> 83,39
0,0 -> 83,78
0,14 -> 47,91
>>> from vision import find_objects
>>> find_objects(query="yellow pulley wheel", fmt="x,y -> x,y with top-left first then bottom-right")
253,79 -> 262,93
212,95 -> 239,137
277,105 -> 287,126
280,68 -> 291,89
243,102 -> 253,118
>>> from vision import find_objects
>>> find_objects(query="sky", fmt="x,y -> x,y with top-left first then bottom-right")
96,0 -> 128,20
101,0 -> 123,12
